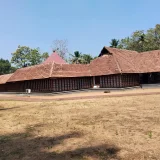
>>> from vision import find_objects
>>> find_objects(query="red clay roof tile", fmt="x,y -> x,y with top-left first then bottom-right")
6,47 -> 160,83
0,74 -> 13,84
43,52 -> 67,64
136,50 -> 160,73
50,63 -> 91,77
90,55 -> 121,76
7,63 -> 52,82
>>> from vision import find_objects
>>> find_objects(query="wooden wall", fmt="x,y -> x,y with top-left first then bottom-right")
121,74 -> 139,87
100,74 -> 139,88
0,84 -> 6,92
100,74 -> 122,88
2,77 -> 93,92
0,74 -> 141,92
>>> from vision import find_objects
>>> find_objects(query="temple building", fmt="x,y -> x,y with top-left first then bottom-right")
0,47 -> 160,92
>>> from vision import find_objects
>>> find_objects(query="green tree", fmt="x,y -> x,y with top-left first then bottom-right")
81,54 -> 93,64
11,46 -> 30,68
41,52 -> 49,62
118,30 -> 146,52
11,46 -> 49,68
118,24 -> 160,52
70,52 -> 94,64
10,66 -> 17,73
70,51 -> 82,64
28,48 -> 49,65
0,58 -> 16,75
110,39 -> 119,48
27,48 -> 42,66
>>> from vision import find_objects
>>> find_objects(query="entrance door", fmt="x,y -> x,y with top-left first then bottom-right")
142,73 -> 149,84
141,73 -> 150,84
141,73 -> 160,84
95,76 -> 100,85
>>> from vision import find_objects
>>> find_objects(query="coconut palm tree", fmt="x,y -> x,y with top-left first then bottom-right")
110,39 -> 119,48
70,51 -> 83,64
81,54 -> 93,64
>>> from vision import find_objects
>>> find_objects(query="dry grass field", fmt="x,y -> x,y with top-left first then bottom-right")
0,94 -> 160,160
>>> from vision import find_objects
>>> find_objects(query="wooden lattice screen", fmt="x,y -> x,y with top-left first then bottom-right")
0,84 -> 6,92
100,74 -> 140,88
3,77 -> 93,92
121,74 -> 139,87
100,74 -> 122,88
0,74 -> 141,92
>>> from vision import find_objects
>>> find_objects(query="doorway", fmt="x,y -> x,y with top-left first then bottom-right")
141,73 -> 150,84
95,76 -> 100,85
140,73 -> 160,84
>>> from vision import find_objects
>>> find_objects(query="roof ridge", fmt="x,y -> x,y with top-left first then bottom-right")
87,63 -> 92,76
49,62 -> 55,77
104,46 -> 138,53
140,50 -> 160,54
112,51 -> 122,73
0,73 -> 13,77
0,73 -> 14,84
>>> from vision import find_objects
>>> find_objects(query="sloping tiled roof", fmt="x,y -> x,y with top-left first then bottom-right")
8,63 -> 52,82
8,52 -> 67,82
104,47 -> 138,73
90,55 -> 121,76
102,47 -> 160,74
50,63 -> 91,77
8,63 -> 91,82
98,47 -> 160,74
43,52 -> 67,64
0,74 -> 13,84
136,50 -> 160,73
103,47 -> 138,55
5,47 -> 160,83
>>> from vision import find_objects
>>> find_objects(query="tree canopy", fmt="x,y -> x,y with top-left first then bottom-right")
81,54 -> 93,64
70,51 -> 82,64
0,58 -> 16,75
69,51 -> 94,64
117,24 -> 160,52
11,46 -> 49,68
110,39 -> 119,48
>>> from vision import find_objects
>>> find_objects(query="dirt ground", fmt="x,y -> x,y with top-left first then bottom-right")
0,88 -> 160,102
0,93 -> 160,160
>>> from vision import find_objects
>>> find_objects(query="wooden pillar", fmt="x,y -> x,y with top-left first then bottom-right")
93,76 -> 95,86
72,78 -> 74,90
67,78 -> 69,91
71,78 -> 73,90
54,79 -> 56,92
69,78 -> 70,90
82,78 -> 84,89
55,79 -> 57,91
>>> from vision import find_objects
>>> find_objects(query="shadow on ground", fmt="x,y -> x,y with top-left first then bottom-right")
0,124 -> 120,160
0,106 -> 20,111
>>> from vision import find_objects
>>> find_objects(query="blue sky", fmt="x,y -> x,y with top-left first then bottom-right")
0,0 -> 160,60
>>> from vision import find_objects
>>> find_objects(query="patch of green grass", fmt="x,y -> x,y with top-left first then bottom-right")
148,131 -> 152,139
